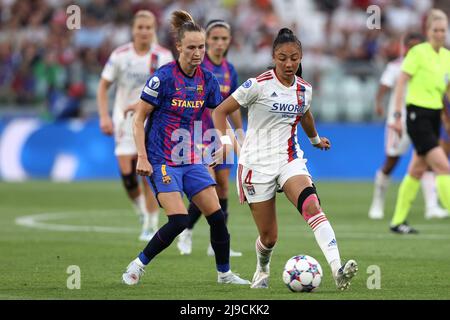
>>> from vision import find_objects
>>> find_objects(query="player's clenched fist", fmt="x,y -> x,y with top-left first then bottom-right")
136,155 -> 153,176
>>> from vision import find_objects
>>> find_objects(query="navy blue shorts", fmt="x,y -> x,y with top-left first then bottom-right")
213,163 -> 233,172
148,164 -> 216,202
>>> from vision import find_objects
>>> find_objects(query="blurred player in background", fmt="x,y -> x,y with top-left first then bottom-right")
368,32 -> 448,220
390,9 -> 450,234
121,10 -> 249,286
177,19 -> 244,257
96,10 -> 173,241
212,28 -> 358,290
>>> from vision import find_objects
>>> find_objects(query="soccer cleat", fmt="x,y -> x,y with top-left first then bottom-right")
250,270 -> 269,289
368,204 -> 384,220
138,230 -> 155,242
425,207 -> 449,219
390,222 -> 419,234
207,244 -> 243,257
334,260 -> 358,291
122,260 -> 145,285
217,271 -> 251,285
177,229 -> 192,255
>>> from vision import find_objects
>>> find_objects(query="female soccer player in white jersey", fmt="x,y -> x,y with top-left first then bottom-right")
212,28 -> 358,290
368,33 -> 448,220
97,10 -> 173,241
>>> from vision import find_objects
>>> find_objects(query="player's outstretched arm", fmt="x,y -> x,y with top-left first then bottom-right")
375,84 -> 390,117
390,71 -> 410,136
300,110 -> 330,151
133,100 -> 155,176
97,78 -> 114,136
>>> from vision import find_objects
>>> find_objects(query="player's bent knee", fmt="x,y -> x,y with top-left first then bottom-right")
260,233 -> 277,248
170,214 -> 190,232
121,172 -> 139,192
297,186 -> 322,221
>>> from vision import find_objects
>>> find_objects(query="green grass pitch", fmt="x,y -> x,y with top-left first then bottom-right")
1,181 -> 449,300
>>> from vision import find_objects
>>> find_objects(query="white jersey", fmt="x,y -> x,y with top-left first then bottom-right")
232,69 -> 313,174
101,42 -> 174,123
379,58 -> 405,125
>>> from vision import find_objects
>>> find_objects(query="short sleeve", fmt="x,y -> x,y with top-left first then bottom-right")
379,63 -> 398,88
231,78 -> 260,108
205,75 -> 223,109
402,46 -> 421,77
141,72 -> 164,108
101,51 -> 119,82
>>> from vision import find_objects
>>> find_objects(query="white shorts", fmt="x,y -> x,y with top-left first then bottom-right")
236,158 -> 311,204
114,113 -> 137,156
385,123 -> 410,157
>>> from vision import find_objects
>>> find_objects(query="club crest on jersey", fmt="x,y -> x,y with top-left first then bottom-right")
224,72 -> 230,81
197,85 -> 203,93
242,79 -> 252,88
148,76 -> 160,90
297,91 -> 305,105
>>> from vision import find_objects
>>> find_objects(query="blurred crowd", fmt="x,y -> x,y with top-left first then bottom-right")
0,0 -> 449,120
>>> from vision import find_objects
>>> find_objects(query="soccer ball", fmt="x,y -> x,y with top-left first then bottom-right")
282,255 -> 323,292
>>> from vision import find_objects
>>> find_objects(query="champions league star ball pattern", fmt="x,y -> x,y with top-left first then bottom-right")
282,255 -> 323,292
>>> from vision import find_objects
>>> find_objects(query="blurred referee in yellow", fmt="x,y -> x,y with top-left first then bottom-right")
390,9 -> 450,234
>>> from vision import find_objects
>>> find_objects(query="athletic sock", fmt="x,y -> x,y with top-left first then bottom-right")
187,202 -> 202,230
219,198 -> 229,224
255,236 -> 274,273
132,194 -> 148,218
421,171 -> 440,211
436,175 -> 450,211
391,174 -> 420,226
307,213 -> 341,276
371,170 -> 390,209
148,210 -> 159,231
139,214 -> 189,265
206,209 -> 230,273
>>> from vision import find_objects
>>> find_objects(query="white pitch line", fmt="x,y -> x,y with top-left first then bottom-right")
15,212 -> 137,234
14,211 -> 450,240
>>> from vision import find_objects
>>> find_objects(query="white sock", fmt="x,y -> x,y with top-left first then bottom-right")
132,194 -> 148,217
148,210 -> 159,230
307,212 -> 341,276
421,171 -> 440,211
255,236 -> 274,273
371,170 -> 390,208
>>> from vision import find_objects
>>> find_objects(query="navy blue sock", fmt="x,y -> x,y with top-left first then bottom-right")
187,202 -> 202,230
140,214 -> 189,265
206,209 -> 230,272
219,198 -> 229,225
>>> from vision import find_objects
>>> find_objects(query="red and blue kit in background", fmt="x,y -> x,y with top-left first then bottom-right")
442,95 -> 450,143
140,61 -> 223,200
200,54 -> 239,171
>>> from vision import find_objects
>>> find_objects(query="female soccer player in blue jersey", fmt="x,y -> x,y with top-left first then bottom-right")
121,10 -> 249,286
177,19 -> 244,257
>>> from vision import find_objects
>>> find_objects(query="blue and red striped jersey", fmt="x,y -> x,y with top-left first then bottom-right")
141,61 -> 222,166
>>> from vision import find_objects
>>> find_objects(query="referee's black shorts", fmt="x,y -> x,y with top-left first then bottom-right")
406,104 -> 442,156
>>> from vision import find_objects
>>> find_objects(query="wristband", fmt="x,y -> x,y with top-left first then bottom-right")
220,135 -> 232,145
309,135 -> 321,145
